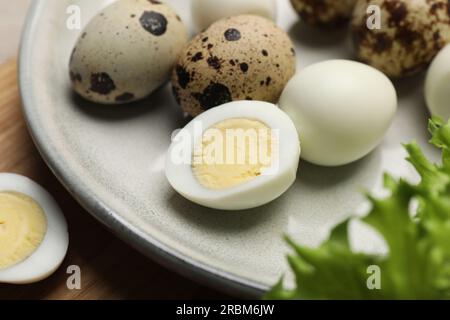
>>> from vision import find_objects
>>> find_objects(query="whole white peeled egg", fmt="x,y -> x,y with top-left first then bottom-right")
425,45 -> 450,121
279,60 -> 397,167
165,101 -> 300,210
0,173 -> 69,284
191,0 -> 277,31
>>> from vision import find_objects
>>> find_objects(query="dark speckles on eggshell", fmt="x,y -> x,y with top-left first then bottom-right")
139,11 -> 167,36
70,71 -> 82,83
90,72 -> 116,95
373,32 -> 393,53
115,92 -> 135,102
191,52 -> 204,62
240,63 -> 249,73
385,1 -> 407,26
224,28 -> 241,41
192,83 -> 232,110
290,0 -> 356,26
175,65 -> 191,89
207,56 -> 221,70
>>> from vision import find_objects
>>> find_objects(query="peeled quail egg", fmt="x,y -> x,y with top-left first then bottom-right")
351,0 -> 450,78
425,45 -> 450,120
0,173 -> 69,284
69,0 -> 188,104
165,101 -> 300,210
279,60 -> 397,167
171,15 -> 296,117
290,0 -> 357,26
191,0 -> 277,31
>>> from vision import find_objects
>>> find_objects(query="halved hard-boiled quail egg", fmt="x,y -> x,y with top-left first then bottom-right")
165,101 -> 300,210
0,173 -> 69,284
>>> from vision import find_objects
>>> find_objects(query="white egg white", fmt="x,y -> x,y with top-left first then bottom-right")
280,60 -> 397,167
0,173 -> 69,284
165,101 -> 300,211
191,0 -> 277,31
425,45 -> 450,121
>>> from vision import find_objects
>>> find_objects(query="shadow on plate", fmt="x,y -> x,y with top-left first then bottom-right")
288,20 -> 350,49
393,71 -> 426,100
296,147 -> 382,189
167,190 -> 290,234
68,83 -> 187,128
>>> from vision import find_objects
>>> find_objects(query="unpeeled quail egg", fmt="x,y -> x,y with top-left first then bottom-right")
165,101 -> 300,210
279,60 -> 397,166
351,0 -> 450,78
171,15 -> 296,117
69,0 -> 188,104
0,173 -> 69,284
290,0 -> 357,26
191,0 -> 277,31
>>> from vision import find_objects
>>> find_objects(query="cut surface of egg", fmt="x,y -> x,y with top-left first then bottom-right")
0,173 -> 69,284
425,45 -> 450,121
191,0 -> 277,31
165,101 -> 300,210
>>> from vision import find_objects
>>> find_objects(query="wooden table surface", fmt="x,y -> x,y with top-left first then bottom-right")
0,59 -> 230,300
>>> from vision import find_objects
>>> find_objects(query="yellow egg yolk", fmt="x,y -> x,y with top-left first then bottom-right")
0,192 -> 47,270
192,118 -> 274,189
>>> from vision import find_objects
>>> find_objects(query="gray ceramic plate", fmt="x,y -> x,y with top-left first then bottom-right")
19,0 -> 438,297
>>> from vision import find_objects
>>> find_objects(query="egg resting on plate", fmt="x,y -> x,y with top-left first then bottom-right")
171,15 -> 296,117
165,101 -> 300,210
351,0 -> 450,78
69,0 -> 188,104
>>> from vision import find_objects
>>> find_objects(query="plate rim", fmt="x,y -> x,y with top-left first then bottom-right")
18,0 -> 267,298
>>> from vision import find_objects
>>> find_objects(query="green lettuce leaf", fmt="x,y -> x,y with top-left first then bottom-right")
266,117 -> 450,300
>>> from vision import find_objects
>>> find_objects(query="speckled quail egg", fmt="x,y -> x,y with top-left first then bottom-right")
165,101 -> 300,210
290,0 -> 357,26
351,0 -> 450,78
171,15 -> 296,117
0,173 -> 69,284
279,60 -> 397,166
191,0 -> 277,31
69,0 -> 188,104
425,45 -> 450,120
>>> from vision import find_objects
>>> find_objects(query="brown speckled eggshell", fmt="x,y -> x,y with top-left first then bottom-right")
69,0 -> 188,104
351,0 -> 450,78
290,0 -> 357,26
171,15 -> 296,117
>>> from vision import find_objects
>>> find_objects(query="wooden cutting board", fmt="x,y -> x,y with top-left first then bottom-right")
0,59 -> 229,300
